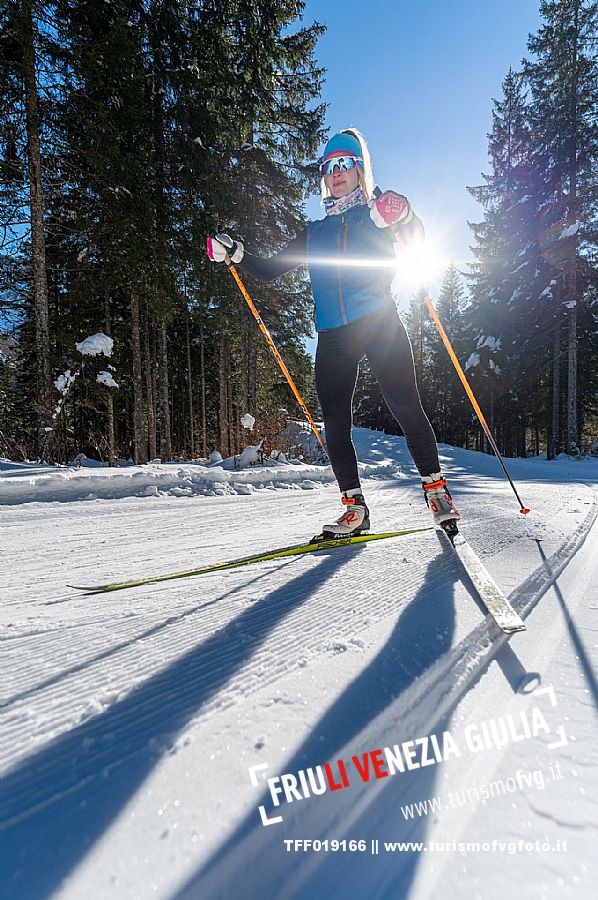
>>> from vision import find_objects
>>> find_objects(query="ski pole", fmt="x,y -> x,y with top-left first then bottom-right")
372,186 -> 530,516
219,250 -> 326,453
422,290 -> 530,515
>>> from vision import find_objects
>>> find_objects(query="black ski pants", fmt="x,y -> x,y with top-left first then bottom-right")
315,304 -> 440,493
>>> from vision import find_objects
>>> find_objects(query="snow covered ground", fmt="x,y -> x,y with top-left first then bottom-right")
2,428 -> 598,900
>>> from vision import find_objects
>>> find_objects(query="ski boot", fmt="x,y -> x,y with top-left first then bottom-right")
317,489 -> 370,540
422,473 -> 460,532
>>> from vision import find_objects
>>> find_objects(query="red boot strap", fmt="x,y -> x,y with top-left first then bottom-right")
423,478 -> 447,492
342,496 -> 357,506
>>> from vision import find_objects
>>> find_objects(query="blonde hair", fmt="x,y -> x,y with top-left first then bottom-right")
320,127 -> 375,202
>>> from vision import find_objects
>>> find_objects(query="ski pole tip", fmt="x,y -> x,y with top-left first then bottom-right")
519,507 -> 531,515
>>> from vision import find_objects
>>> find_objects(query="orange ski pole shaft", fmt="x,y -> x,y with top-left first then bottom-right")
423,292 -> 530,515
224,257 -> 326,452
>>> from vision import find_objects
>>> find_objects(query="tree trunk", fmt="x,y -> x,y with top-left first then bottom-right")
172,371 -> 180,452
550,316 -> 561,459
130,292 -> 147,464
517,423 -> 526,458
200,324 -> 207,457
149,11 -> 172,461
22,0 -> 52,457
248,335 -> 258,419
566,0 -> 579,454
186,310 -> 194,457
228,388 -> 235,455
51,267 -> 65,462
144,314 -> 157,460
104,294 -> 116,465
219,337 -> 230,457
567,301 -> 577,453
240,322 -> 249,413
158,322 -> 172,460
150,326 -> 158,458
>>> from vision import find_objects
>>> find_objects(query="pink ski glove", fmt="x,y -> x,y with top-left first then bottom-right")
206,232 -> 244,264
369,191 -> 413,228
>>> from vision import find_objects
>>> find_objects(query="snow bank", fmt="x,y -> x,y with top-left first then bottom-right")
3,425 -> 598,900
0,459 -> 334,505
0,428 -> 408,505
2,427 -> 597,507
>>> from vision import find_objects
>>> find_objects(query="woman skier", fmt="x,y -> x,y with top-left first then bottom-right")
207,128 -> 459,537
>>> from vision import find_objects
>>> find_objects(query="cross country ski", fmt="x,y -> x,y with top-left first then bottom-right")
67,517 -> 525,636
67,526 -> 432,593
440,521 -> 526,634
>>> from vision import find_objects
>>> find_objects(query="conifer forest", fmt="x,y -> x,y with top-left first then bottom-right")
0,0 -> 596,464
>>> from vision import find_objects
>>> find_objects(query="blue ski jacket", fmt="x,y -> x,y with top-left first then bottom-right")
239,201 -> 423,332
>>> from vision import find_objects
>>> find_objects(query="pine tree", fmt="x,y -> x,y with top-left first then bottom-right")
1,0 -> 326,462
427,265 -> 471,447
0,1 -> 60,457
466,64 -> 575,456
404,290 -> 435,406
523,0 -> 598,453
353,356 -> 398,434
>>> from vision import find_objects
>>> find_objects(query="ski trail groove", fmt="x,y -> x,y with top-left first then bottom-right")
4,537 -> 448,823
192,496 -> 598,900
4,491 -> 594,835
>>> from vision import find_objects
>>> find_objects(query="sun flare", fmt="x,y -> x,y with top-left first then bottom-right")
395,238 -> 446,286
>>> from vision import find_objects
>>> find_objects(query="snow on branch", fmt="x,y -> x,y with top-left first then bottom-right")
97,371 -> 119,388
465,352 -> 480,371
50,334 -> 118,426
476,335 -> 502,351
75,332 -> 114,357
558,223 -> 580,240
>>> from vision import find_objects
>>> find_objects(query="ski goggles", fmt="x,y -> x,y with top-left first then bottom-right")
319,154 -> 362,176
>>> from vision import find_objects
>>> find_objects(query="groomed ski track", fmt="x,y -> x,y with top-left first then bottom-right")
2,433 -> 597,900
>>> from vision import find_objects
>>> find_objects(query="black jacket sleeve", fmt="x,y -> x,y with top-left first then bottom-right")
238,229 -> 307,283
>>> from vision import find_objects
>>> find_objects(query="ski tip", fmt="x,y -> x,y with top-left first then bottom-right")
67,583 -> 105,593
519,507 -> 531,515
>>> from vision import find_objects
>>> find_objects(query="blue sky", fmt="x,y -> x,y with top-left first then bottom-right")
300,0 -> 542,311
